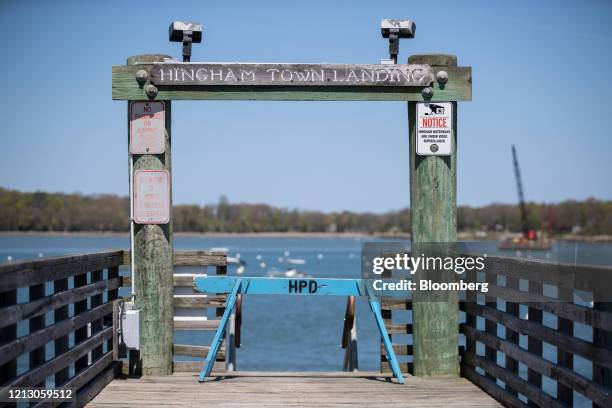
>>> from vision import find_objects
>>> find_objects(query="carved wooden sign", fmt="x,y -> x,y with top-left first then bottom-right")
150,63 -> 434,87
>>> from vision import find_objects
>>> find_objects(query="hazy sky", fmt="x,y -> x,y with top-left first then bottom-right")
1,0 -> 611,212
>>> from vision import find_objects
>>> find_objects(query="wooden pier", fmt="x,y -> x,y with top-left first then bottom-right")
1,249 -> 612,407
89,372 -> 501,407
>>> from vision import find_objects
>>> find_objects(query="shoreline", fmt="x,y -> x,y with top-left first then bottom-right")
1,231 -> 611,242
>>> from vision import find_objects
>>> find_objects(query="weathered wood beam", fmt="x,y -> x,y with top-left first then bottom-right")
409,54 -> 460,377
0,251 -> 123,292
121,250 -> 227,267
112,63 -> 471,101
129,54 -> 174,376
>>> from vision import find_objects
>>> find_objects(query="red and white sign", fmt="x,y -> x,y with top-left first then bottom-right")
133,170 -> 170,224
416,102 -> 453,156
130,101 -> 166,154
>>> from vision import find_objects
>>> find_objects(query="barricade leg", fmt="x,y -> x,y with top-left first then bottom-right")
199,278 -> 242,382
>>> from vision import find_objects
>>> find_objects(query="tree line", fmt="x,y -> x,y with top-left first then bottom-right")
1,188 -> 611,235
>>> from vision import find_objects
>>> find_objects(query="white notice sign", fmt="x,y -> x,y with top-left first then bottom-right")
130,101 -> 165,154
133,170 -> 170,224
416,102 -> 453,156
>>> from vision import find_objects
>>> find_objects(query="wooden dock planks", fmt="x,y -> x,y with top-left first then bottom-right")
88,372 -> 502,407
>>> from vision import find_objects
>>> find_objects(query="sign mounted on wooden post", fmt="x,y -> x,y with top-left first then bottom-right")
133,170 -> 170,224
130,101 -> 166,154
150,63 -> 435,87
416,102 -> 453,156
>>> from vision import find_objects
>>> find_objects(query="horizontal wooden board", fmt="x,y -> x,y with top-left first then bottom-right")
112,64 -> 471,101
0,302 -> 113,366
481,255 -> 612,296
122,274 -> 217,288
0,251 -> 123,292
483,283 -> 612,330
150,63 -> 434,87
9,327 -> 112,388
173,344 -> 225,358
173,294 -> 226,308
122,250 -> 227,267
173,316 -> 220,330
1,277 -> 121,328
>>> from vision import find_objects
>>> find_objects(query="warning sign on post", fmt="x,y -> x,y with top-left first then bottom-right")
416,102 -> 453,156
133,170 -> 170,224
130,101 -> 165,154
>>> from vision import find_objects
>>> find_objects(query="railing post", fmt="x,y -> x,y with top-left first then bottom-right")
128,54 -> 174,376
91,269 -> 104,362
408,54 -> 460,376
527,280 -> 543,406
54,276 -> 70,386
107,266 -> 119,355
504,276 -> 520,397
557,285 -> 574,404
0,289 -> 17,386
74,271 -> 89,374
29,282 -> 45,386
593,301 -> 612,408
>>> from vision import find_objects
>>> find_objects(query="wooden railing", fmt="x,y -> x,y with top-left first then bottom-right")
460,256 -> 612,407
120,250 -> 231,373
0,251 -> 123,407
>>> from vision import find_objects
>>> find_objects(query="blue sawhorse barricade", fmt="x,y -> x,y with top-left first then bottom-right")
192,276 -> 405,384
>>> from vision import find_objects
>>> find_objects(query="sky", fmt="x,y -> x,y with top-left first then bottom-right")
0,0 -> 611,213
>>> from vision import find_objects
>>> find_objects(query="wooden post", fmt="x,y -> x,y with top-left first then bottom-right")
593,301 -> 612,408
54,277 -> 69,386
408,54 -> 460,377
128,54 -> 174,376
527,281 -> 543,406
557,286 -> 574,404
29,282 -> 45,386
74,271 -> 89,373
0,289 -> 17,385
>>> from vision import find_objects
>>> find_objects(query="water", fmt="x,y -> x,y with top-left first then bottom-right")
1,234 -> 611,405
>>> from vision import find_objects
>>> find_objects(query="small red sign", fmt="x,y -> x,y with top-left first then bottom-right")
130,101 -> 165,154
133,170 -> 170,224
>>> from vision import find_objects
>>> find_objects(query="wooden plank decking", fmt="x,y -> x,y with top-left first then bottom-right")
88,372 -> 502,407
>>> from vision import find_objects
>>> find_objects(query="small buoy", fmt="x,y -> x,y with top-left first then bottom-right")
7,255 -> 12,261
317,253 -> 323,260
260,261 -> 267,268
284,250 -> 290,257
256,254 -> 262,260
